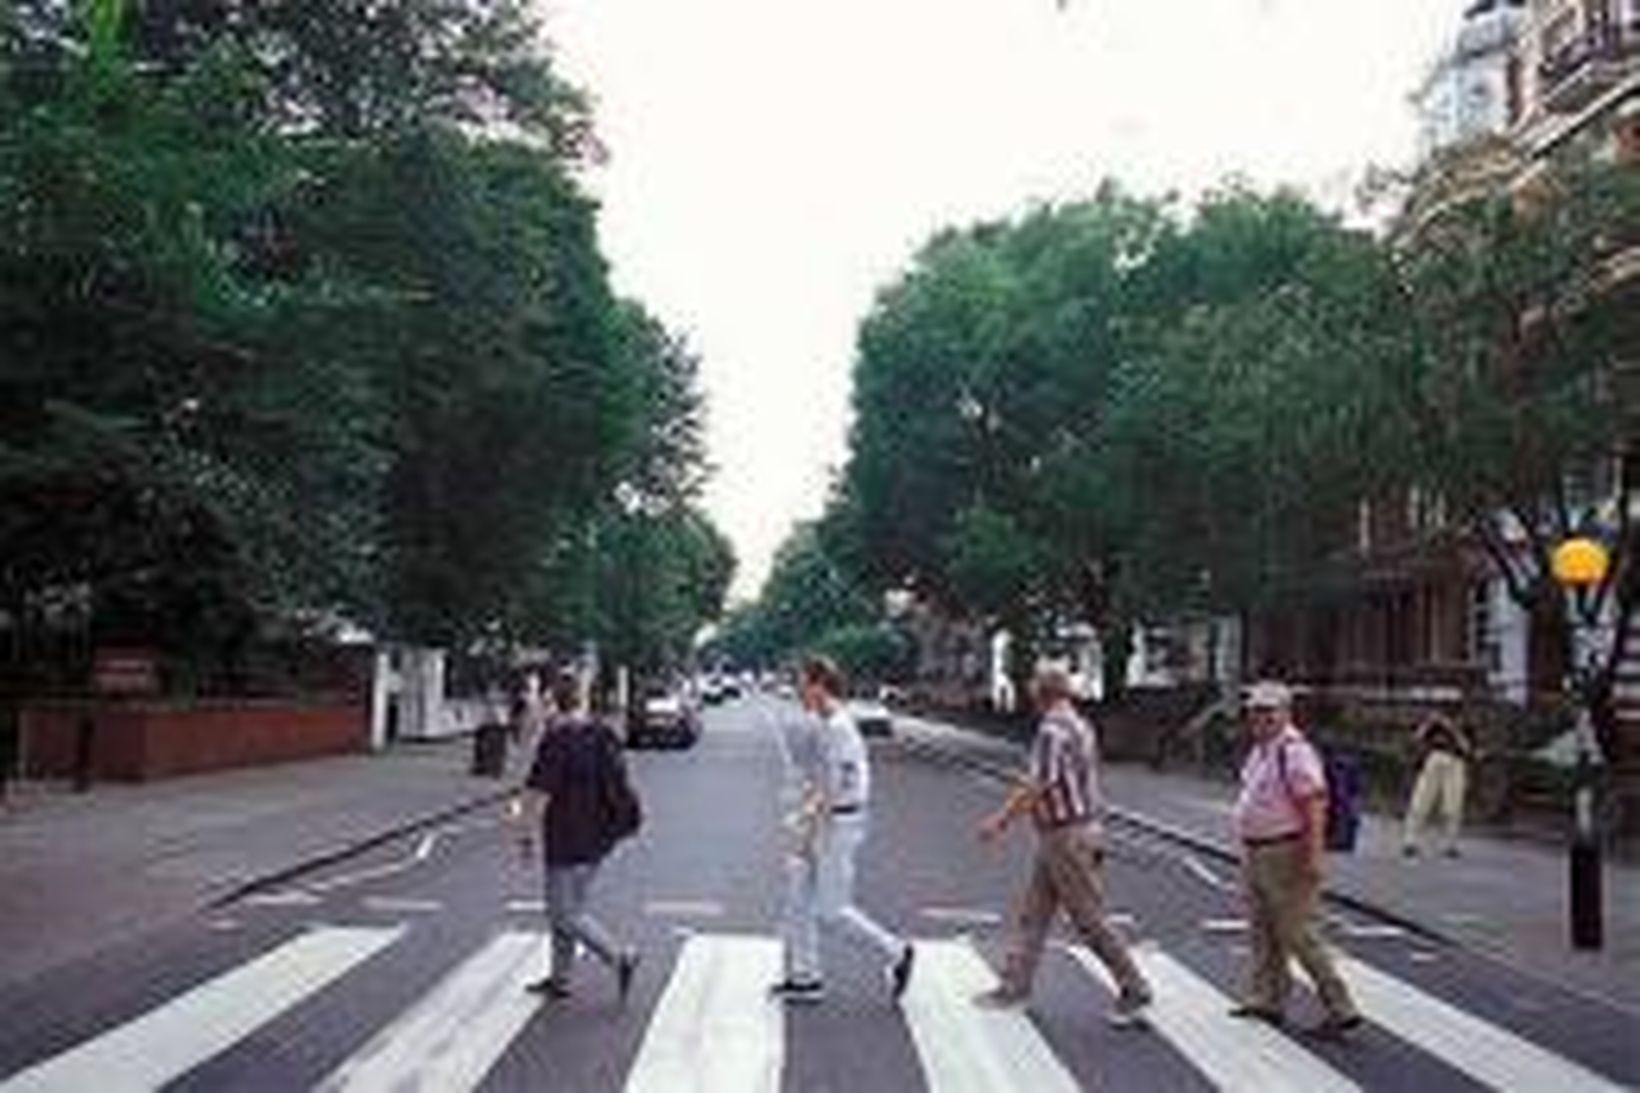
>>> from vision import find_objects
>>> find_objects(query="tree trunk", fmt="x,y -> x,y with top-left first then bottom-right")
1100,618 -> 1133,703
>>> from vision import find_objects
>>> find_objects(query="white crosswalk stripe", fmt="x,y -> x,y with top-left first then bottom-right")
4,924 -> 1632,1093
900,938 -> 1081,1093
623,934 -> 784,1093
1325,956 -> 1631,1093
319,931 -> 545,1093
1069,943 -> 1361,1093
0,926 -> 400,1093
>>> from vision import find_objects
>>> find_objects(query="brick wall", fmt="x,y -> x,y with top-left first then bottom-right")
18,700 -> 366,782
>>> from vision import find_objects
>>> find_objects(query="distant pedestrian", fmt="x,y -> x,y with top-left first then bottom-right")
1230,680 -> 1361,1039
1402,711 -> 1472,859
975,665 -> 1153,1027
769,655 -> 915,1005
515,672 -> 640,1001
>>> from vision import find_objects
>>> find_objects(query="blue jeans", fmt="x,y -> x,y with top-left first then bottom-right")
544,862 -> 621,984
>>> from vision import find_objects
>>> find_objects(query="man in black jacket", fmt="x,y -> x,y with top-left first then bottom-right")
516,673 -> 639,1000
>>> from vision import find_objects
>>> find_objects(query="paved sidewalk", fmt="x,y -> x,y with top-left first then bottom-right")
895,713 -> 1640,1013
0,739 -> 518,990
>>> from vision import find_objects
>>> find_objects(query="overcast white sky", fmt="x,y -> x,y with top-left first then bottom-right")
543,0 -> 1457,600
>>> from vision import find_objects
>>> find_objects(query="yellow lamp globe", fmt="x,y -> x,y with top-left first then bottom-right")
1552,537 -> 1611,589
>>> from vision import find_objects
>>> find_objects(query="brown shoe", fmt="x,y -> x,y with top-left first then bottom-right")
1227,1003 -> 1286,1027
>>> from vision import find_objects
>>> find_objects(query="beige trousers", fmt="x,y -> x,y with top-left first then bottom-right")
1242,840 -> 1357,1019
999,823 -> 1149,1000
1403,751 -> 1467,853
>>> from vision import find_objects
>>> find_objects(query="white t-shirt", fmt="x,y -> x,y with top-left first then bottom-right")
816,706 -> 871,812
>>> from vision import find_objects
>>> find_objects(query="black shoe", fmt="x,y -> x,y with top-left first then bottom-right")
889,944 -> 915,1001
1306,1013 -> 1364,1041
769,978 -> 826,1004
616,950 -> 639,1002
525,977 -> 572,999
1228,1003 -> 1286,1027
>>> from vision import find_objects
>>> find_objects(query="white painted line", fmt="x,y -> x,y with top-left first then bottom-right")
1408,951 -> 1441,964
319,931 -> 544,1092
0,926 -> 399,1093
243,889 -> 322,908
900,938 -> 1080,1093
1069,944 -> 1360,1093
1337,923 -> 1407,941
361,896 -> 443,914
1182,854 -> 1232,891
1106,912 -> 1138,929
307,834 -> 441,895
1324,956 -> 1630,1093
506,900 -> 545,914
919,907 -> 1004,927
623,934 -> 783,1093
1201,918 -> 1248,934
643,899 -> 726,918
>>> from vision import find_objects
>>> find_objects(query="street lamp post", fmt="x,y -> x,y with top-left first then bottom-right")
1550,535 -> 1611,951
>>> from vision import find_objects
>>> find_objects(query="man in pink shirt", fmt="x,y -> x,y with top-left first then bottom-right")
1230,680 -> 1361,1039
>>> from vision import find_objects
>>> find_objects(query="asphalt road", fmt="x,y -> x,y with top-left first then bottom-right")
1,696 -> 1636,1091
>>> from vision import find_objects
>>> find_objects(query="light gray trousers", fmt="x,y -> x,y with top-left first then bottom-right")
783,815 -> 905,982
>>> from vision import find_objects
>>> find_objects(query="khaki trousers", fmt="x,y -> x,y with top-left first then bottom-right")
1242,840 -> 1357,1019
1000,823 -> 1149,1000
1403,751 -> 1467,853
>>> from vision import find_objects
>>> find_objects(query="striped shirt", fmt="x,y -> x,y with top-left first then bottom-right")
1029,705 -> 1102,833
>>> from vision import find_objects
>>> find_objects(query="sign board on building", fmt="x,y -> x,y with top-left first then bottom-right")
92,649 -> 160,695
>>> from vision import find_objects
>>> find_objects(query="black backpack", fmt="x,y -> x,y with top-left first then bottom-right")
597,731 -> 643,844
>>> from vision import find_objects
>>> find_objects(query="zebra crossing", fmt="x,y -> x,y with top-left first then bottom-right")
0,923 -> 1631,1093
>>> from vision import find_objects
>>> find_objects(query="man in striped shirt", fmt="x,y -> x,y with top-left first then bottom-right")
976,665 -> 1152,1026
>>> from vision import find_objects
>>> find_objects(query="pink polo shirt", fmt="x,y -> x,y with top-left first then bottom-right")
1233,726 -> 1326,842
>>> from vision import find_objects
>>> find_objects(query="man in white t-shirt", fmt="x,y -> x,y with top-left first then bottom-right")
769,655 -> 915,1005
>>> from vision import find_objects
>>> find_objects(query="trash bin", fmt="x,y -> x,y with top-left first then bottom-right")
470,722 -> 508,778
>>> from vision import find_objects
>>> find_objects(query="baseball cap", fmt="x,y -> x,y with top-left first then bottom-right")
1245,680 -> 1293,710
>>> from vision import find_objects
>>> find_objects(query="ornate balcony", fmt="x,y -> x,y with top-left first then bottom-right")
1538,19 -> 1640,113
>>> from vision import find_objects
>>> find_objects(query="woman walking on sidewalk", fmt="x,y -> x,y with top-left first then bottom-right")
514,672 -> 640,1001
1401,711 -> 1473,859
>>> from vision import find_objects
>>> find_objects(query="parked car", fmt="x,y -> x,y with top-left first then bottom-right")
847,697 -> 894,738
699,676 -> 726,705
627,686 -> 701,748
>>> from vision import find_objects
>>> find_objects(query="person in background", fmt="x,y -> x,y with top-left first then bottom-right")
975,665 -> 1153,1027
1402,711 -> 1473,859
1230,680 -> 1361,1039
515,672 -> 639,1001
769,654 -> 915,1005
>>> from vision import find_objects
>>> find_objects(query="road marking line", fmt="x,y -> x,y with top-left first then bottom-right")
1337,923 -> 1407,940
243,889 -> 322,908
1107,912 -> 1138,929
319,931 -> 544,1092
623,934 -> 783,1093
1319,956 -> 1629,1093
1181,854 -> 1232,891
361,896 -> 443,914
307,834 -> 441,894
505,900 -> 545,914
900,938 -> 1079,1093
1201,918 -> 1248,934
919,907 -> 1003,927
643,899 -> 726,918
0,926 -> 399,1093
1069,944 -> 1360,1093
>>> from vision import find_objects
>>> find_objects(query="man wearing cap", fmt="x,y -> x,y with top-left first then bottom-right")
1231,680 -> 1361,1038
975,665 -> 1153,1027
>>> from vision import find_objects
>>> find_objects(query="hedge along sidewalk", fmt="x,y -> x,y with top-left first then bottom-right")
891,712 -> 1640,1016
0,739 -> 517,991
